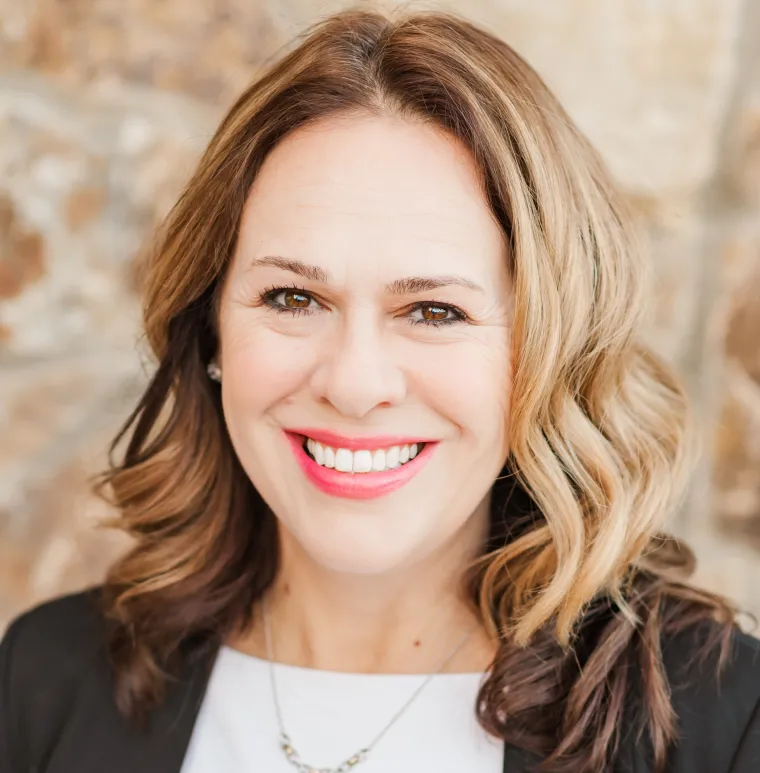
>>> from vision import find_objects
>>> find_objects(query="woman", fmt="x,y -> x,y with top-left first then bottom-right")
1,7 -> 759,773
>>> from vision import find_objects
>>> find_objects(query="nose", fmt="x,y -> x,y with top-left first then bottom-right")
309,309 -> 407,419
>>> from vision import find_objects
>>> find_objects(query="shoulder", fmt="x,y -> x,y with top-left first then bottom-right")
657,619 -> 760,772
1,586 -> 107,681
0,587 -> 110,766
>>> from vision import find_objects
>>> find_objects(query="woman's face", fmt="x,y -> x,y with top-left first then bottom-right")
217,113 -> 513,575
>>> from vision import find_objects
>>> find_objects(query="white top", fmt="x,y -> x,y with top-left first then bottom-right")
180,645 -> 504,772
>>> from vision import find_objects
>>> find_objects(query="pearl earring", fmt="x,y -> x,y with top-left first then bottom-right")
207,362 -> 222,382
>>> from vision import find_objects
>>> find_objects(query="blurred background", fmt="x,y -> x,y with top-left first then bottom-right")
1,0 -> 759,633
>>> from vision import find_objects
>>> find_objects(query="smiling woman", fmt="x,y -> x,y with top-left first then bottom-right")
1,6 -> 760,773
214,113 -> 512,575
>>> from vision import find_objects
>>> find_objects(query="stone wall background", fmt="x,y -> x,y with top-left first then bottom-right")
1,0 -> 759,632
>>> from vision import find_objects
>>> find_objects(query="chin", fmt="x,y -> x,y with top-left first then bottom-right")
290,521 -> 427,576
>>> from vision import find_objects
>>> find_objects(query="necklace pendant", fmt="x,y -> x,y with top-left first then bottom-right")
342,749 -> 370,769
280,733 -> 296,759
278,734 -> 370,773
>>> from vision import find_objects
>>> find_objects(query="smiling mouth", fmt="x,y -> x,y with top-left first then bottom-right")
300,435 -> 427,474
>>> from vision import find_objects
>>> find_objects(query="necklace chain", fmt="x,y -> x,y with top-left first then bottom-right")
262,596 -> 476,773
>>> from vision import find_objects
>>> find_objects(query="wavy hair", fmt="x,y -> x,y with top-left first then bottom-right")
94,7 -> 739,772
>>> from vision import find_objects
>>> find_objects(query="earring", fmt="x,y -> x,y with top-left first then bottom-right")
207,362 -> 222,382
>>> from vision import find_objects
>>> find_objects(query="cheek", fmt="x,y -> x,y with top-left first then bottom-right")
411,329 -> 512,441
220,323 -> 317,414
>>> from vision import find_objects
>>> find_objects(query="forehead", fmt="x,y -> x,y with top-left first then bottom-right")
235,113 -> 508,282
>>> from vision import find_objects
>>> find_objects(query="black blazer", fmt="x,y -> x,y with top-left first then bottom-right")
1,588 -> 759,773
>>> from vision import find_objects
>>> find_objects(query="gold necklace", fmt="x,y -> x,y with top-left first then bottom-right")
262,596 -> 476,773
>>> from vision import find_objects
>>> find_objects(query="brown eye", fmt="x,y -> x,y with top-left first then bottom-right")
420,305 -> 450,322
259,286 -> 319,316
407,301 -> 466,327
282,290 -> 311,308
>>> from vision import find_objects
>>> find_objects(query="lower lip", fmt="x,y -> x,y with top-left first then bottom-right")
285,432 -> 437,500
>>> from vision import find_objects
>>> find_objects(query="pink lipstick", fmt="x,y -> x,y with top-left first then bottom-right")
284,430 -> 438,500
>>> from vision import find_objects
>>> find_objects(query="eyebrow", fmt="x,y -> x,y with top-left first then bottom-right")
247,256 -> 485,294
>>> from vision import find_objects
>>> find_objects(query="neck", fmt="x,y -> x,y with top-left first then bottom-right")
230,502 -> 497,675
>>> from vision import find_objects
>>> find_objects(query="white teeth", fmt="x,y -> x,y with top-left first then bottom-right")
334,448 -> 353,472
352,450 -> 373,473
371,449 -> 386,471
303,437 -> 425,473
385,446 -> 400,468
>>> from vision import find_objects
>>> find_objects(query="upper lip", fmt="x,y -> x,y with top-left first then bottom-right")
286,428 -> 436,451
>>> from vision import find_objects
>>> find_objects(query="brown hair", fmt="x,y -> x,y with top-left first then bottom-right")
95,7 -> 741,772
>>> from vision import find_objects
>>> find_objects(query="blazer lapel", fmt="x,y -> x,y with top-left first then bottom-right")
44,646 -> 220,773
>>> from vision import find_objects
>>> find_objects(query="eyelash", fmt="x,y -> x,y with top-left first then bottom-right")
257,284 -> 468,327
